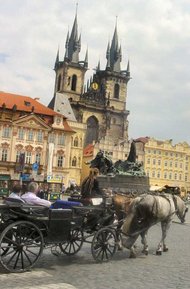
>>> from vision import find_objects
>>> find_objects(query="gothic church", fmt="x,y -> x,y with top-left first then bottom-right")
48,11 -> 132,164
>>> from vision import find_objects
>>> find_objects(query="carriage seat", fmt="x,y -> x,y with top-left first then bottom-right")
3,197 -> 26,205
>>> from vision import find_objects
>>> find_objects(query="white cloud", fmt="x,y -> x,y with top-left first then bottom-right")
0,0 -> 190,143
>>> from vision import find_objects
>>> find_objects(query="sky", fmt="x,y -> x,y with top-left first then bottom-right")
1,0 -> 190,144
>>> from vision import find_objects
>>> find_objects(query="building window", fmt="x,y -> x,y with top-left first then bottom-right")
147,158 -> 150,164
58,134 -> 65,146
1,149 -> 8,161
37,131 -> 43,142
27,130 -> 34,141
164,161 -> 168,166
72,156 -> 77,167
174,173 -> 177,180
152,159 -> 156,165
152,171 -> 155,178
57,74 -> 61,91
164,172 -> 167,179
179,174 -> 182,180
2,126 -> 11,138
16,151 -> 20,162
185,175 -> 188,182
35,153 -> 41,164
49,133 -> 55,144
57,155 -> 64,167
158,159 -> 161,165
169,172 -> 172,180
169,161 -> 172,167
157,171 -> 161,178
18,128 -> 25,140
71,74 -> 77,91
114,83 -> 120,99
25,152 -> 32,164
175,162 -> 178,168
74,137 -> 78,147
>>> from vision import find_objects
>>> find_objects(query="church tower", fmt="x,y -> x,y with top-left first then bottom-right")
49,11 -> 88,109
81,21 -> 131,146
49,13 -> 131,150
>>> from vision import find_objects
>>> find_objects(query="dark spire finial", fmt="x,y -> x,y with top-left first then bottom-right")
54,46 -> 59,70
67,6 -> 81,63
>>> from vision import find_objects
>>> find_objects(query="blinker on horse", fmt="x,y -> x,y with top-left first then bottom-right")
121,194 -> 188,258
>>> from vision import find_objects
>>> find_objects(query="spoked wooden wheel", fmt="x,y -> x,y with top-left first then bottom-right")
0,220 -> 44,273
59,229 -> 83,255
91,227 -> 117,263
0,222 -> 13,256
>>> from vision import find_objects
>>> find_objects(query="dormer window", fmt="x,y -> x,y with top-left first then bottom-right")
24,101 -> 31,107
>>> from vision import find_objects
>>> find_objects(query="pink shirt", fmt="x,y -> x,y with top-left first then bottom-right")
21,192 -> 51,207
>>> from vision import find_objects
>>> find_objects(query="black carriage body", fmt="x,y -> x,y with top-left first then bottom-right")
0,204 -> 83,244
47,209 -> 82,242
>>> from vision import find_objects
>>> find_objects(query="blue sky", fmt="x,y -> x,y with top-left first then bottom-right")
1,0 -> 190,144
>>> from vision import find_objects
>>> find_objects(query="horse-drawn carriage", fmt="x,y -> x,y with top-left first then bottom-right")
0,196 -> 118,273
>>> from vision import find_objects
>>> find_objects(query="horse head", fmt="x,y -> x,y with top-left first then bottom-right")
174,195 -> 188,223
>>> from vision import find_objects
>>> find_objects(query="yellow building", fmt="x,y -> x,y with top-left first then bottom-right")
0,91 -> 78,194
144,138 -> 190,196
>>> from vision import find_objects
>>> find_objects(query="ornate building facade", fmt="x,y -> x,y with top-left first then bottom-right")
0,91 -> 81,194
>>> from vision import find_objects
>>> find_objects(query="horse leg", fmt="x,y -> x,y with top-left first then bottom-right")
121,234 -> 139,258
129,245 -> 137,258
162,221 -> 171,252
140,230 -> 149,255
156,221 -> 171,255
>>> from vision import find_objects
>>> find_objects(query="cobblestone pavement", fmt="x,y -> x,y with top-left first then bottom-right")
0,205 -> 189,289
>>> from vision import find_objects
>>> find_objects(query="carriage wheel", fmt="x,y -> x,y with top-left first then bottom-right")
0,220 -> 44,273
91,227 -> 117,263
0,222 -> 13,256
59,229 -> 83,255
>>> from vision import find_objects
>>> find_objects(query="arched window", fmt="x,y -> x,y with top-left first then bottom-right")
71,74 -> 77,91
72,156 -> 77,167
85,116 -> 99,146
57,74 -> 61,91
78,156 -> 81,167
114,83 -> 120,99
74,137 -> 78,147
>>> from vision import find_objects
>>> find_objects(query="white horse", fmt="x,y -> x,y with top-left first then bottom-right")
121,194 -> 188,257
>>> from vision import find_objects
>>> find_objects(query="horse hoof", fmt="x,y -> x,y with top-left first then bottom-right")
156,250 -> 162,256
129,253 -> 136,258
142,249 -> 148,256
118,246 -> 123,251
163,247 -> 168,252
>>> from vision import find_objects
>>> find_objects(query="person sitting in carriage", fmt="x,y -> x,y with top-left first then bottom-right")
21,182 -> 51,207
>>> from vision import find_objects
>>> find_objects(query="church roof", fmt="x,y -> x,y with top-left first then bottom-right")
52,93 -> 77,121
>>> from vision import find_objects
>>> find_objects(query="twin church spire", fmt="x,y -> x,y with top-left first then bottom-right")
54,10 -> 130,76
